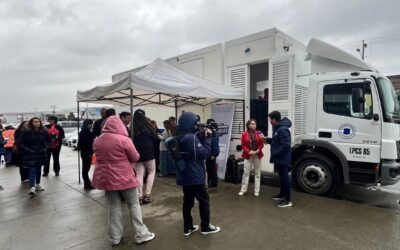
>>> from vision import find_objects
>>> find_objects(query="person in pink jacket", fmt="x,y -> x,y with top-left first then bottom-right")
92,116 -> 155,246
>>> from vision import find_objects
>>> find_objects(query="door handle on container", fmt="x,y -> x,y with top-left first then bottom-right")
318,131 -> 332,138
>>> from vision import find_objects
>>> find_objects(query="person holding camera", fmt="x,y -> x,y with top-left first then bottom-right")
205,118 -> 220,188
175,112 -> 221,236
238,119 -> 264,197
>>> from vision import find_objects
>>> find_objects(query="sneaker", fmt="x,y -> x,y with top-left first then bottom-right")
139,197 -> 143,205
276,200 -> 293,208
29,187 -> 36,196
238,191 -> 246,196
254,192 -> 259,197
35,184 -> 44,191
136,232 -> 155,244
55,173 -> 59,177
0,185 -> 3,191
110,237 -> 123,246
272,194 -> 284,201
21,179 -> 29,183
42,173 -> 48,177
201,224 -> 221,235
183,225 -> 199,236
143,194 -> 153,204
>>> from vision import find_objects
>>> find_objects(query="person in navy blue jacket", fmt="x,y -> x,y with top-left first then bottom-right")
176,112 -> 221,236
205,119 -> 220,188
266,111 -> 293,208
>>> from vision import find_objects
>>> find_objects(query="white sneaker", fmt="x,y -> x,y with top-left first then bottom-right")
238,191 -> 245,196
136,232 -> 155,244
35,184 -> 44,191
254,192 -> 259,197
29,187 -> 36,196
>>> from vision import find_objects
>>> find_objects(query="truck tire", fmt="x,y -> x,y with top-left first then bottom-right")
293,152 -> 338,195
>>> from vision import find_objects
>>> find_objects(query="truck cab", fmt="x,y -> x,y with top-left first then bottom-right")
292,39 -> 400,194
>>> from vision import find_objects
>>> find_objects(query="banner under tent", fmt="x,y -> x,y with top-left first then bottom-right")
75,58 -> 245,183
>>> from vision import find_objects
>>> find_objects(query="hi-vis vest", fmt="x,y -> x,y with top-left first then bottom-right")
2,129 -> 15,148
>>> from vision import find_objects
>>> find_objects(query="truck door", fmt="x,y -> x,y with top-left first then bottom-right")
316,79 -> 381,183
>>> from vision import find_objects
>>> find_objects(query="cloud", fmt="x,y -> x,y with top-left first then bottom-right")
1,0 -> 399,112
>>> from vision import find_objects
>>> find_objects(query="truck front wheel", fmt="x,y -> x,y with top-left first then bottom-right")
294,152 -> 338,195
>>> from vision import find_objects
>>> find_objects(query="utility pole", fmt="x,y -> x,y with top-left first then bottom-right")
50,105 -> 56,115
356,40 -> 368,60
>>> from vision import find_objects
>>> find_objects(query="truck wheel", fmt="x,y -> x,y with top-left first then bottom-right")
294,152 -> 338,195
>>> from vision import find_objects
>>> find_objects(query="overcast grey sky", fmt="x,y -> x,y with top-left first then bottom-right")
1,0 -> 399,112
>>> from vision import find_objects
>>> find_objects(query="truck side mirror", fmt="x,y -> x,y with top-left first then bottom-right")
352,88 -> 364,113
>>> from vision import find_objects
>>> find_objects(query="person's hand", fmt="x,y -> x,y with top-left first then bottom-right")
205,128 -> 212,135
210,156 -> 216,160
249,150 -> 255,155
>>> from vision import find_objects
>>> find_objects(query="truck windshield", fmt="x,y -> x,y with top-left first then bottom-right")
376,77 -> 400,121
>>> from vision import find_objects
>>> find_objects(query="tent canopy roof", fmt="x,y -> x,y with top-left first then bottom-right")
76,58 -> 244,107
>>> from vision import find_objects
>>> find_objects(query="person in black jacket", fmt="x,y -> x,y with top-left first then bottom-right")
14,121 -> 30,182
93,108 -> 107,137
19,117 -> 51,196
78,119 -> 95,190
205,119 -> 220,188
266,111 -> 292,208
43,116 -> 65,176
132,109 -> 159,204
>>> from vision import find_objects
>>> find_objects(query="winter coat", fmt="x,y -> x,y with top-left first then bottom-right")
0,133 -> 7,155
78,128 -> 95,156
92,116 -> 140,191
241,131 -> 264,160
45,124 -> 65,149
92,118 -> 105,137
210,135 -> 220,158
266,118 -> 292,167
176,112 -> 211,186
18,128 -> 51,167
133,129 -> 158,162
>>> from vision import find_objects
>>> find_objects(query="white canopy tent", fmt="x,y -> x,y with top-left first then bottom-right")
75,58 -> 245,183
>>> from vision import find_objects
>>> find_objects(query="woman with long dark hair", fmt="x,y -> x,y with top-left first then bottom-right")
238,119 -> 264,197
14,121 -> 30,182
78,119 -> 95,189
132,109 -> 158,204
18,117 -> 51,196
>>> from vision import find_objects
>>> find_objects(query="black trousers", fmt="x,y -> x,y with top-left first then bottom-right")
206,158 -> 218,186
19,166 -> 29,181
81,153 -> 92,186
182,184 -> 210,230
276,164 -> 291,202
44,146 -> 61,174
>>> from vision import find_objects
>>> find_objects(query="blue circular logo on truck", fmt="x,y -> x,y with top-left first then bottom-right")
338,124 -> 356,139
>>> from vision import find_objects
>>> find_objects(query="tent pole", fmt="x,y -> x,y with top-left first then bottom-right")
174,99 -> 178,119
77,101 -> 81,184
242,100 -> 245,133
130,88 -> 134,139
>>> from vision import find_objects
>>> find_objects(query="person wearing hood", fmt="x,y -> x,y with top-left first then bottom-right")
176,112 -> 221,236
78,119 -> 95,190
266,111 -> 293,208
92,116 -> 155,246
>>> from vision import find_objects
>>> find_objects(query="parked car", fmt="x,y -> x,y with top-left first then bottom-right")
63,130 -> 78,145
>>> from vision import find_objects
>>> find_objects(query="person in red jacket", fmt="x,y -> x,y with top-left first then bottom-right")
238,119 -> 264,197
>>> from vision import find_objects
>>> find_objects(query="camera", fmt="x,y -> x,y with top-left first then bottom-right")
197,122 -> 218,138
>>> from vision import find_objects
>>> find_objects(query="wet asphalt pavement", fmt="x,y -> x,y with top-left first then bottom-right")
0,147 -> 400,250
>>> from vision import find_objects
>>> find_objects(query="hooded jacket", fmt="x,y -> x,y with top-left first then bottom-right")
176,112 -> 211,186
266,118 -> 292,167
92,116 -> 140,191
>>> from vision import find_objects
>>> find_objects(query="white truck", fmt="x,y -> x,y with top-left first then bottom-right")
112,28 -> 400,195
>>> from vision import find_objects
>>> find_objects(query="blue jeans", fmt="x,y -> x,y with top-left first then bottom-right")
276,164 -> 291,202
29,165 -> 42,188
4,148 -> 12,163
160,151 -> 173,176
